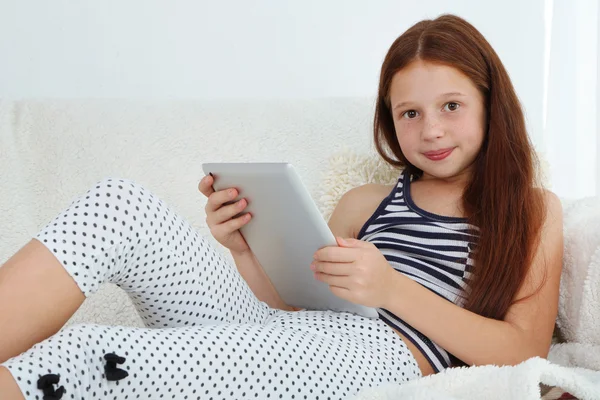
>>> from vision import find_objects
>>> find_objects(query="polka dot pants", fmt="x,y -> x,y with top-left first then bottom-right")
2,178 -> 421,400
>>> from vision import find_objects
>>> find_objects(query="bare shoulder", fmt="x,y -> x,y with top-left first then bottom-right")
539,188 -> 564,270
540,188 -> 563,224
327,183 -> 395,239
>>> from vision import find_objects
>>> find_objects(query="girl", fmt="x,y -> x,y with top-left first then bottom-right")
0,13 -> 563,399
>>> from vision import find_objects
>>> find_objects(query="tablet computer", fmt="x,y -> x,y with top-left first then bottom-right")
201,162 -> 378,319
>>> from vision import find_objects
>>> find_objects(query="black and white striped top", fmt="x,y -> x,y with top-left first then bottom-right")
357,169 -> 479,373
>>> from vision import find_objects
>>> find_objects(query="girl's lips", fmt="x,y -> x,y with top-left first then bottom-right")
423,148 -> 454,160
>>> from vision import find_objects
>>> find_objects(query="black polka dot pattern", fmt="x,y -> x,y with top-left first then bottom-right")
1,178 -> 421,399
33,177 -> 272,326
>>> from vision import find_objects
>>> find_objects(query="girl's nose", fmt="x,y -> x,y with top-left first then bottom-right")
421,116 -> 445,140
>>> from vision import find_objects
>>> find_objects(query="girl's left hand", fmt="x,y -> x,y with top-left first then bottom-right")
311,237 -> 397,308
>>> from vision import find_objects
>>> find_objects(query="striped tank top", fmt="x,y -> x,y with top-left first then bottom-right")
357,169 -> 479,373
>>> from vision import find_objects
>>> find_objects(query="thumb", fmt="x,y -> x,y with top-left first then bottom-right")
336,237 -> 366,247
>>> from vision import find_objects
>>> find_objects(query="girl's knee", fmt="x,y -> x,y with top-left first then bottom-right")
93,177 -> 145,192
90,177 -> 151,204
88,177 -> 163,220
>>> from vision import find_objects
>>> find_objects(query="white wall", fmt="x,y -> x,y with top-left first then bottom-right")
0,0 -> 544,143
544,0 -> 599,198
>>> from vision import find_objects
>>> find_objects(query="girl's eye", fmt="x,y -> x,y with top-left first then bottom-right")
402,110 -> 419,119
444,102 -> 460,112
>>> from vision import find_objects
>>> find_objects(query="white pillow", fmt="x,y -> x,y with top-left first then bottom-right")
316,147 -> 401,221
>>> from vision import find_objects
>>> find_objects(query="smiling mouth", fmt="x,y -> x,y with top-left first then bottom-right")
423,148 -> 454,160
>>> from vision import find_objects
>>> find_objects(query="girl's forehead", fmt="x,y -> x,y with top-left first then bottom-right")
389,61 -> 479,102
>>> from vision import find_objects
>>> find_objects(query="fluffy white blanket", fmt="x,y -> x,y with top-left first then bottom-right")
349,357 -> 600,400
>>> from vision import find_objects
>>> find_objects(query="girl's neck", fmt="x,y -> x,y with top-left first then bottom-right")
418,169 -> 472,192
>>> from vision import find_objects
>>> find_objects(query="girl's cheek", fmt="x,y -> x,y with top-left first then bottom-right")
396,125 -> 417,142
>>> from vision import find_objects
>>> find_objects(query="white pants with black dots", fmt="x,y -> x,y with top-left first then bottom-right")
1,177 -> 421,400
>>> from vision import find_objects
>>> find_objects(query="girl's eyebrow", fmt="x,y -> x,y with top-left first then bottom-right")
440,91 -> 467,99
392,92 -> 467,110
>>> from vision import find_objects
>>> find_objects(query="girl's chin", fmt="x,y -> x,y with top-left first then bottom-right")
419,165 -> 473,182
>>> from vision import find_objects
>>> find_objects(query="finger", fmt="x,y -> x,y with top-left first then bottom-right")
218,197 -> 248,221
223,211 -> 252,231
207,198 -> 247,226
198,174 -> 215,197
314,271 -> 350,289
206,187 -> 238,213
211,212 -> 251,236
312,261 -> 352,276
313,246 -> 357,263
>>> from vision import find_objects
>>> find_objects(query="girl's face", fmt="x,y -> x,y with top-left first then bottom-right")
388,60 -> 486,183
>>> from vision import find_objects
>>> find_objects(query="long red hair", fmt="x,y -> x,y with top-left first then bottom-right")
373,14 -> 547,366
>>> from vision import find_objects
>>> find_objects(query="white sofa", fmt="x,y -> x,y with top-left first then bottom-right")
1,98 -> 599,399
0,98 -> 376,327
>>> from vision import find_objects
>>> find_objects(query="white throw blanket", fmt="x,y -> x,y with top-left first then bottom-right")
349,357 -> 600,400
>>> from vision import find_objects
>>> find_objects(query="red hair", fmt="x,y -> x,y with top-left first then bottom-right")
373,14 -> 547,366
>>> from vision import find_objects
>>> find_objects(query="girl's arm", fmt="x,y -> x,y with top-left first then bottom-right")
383,191 -> 564,366
231,249 -> 297,311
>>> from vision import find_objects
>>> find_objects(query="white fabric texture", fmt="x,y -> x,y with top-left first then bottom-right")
348,357 -> 600,400
1,98 -> 599,398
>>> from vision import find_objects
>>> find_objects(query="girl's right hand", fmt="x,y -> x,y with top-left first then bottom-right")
198,174 -> 253,255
